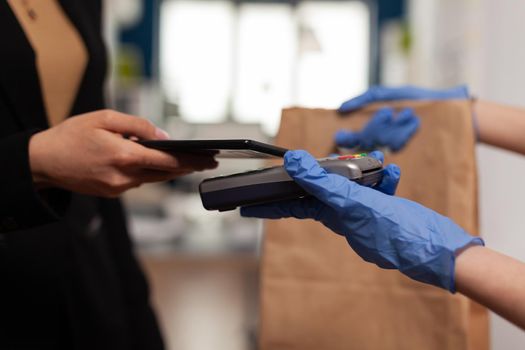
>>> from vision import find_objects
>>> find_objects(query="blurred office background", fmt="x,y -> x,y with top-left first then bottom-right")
103,1 -> 525,349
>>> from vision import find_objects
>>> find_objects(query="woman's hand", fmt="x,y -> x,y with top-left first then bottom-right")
28,109 -> 218,197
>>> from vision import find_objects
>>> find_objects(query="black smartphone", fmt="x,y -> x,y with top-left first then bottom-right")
137,139 -> 288,159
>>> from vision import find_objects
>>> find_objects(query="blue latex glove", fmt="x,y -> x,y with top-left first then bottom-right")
335,107 -> 420,151
339,85 -> 469,113
241,150 -> 484,292
336,85 -> 470,152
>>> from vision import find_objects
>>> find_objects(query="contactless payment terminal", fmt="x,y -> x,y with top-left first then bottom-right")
199,154 -> 384,212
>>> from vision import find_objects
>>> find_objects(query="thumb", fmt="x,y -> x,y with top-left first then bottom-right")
339,89 -> 374,113
374,164 -> 400,195
338,87 -> 400,113
95,110 -> 170,140
284,150 -> 360,210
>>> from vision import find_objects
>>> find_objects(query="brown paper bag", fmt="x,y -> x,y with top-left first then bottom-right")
259,100 -> 489,350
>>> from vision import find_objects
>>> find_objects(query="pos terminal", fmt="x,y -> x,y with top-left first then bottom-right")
199,153 -> 384,212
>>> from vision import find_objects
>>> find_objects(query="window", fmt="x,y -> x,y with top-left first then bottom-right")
160,0 -> 370,135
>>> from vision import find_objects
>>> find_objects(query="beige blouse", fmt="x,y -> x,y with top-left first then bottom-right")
8,0 -> 88,126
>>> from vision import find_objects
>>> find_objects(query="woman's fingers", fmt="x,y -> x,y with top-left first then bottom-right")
95,110 -> 170,141
115,141 -> 218,173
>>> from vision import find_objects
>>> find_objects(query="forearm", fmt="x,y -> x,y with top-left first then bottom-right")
455,245 -> 525,329
475,100 -> 525,155
0,131 -> 70,232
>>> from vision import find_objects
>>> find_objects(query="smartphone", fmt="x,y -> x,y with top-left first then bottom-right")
137,139 -> 288,159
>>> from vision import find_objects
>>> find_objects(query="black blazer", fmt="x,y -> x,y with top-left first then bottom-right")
0,1 -> 164,349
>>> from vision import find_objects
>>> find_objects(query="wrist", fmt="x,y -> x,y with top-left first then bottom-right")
28,132 -> 52,189
449,235 -> 484,293
455,239 -> 484,258
454,245 -> 488,293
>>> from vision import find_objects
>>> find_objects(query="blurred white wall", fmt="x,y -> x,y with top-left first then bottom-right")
407,1 -> 525,349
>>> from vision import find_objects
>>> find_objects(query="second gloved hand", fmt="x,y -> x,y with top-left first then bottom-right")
335,85 -> 471,152
241,150 -> 483,292
335,107 -> 420,152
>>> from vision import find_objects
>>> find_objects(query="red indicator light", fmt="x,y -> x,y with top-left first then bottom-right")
338,155 -> 356,160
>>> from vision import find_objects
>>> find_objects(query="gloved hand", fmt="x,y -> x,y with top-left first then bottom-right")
241,150 -> 483,292
335,107 -> 420,151
336,85 -> 470,152
339,85 -> 469,113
